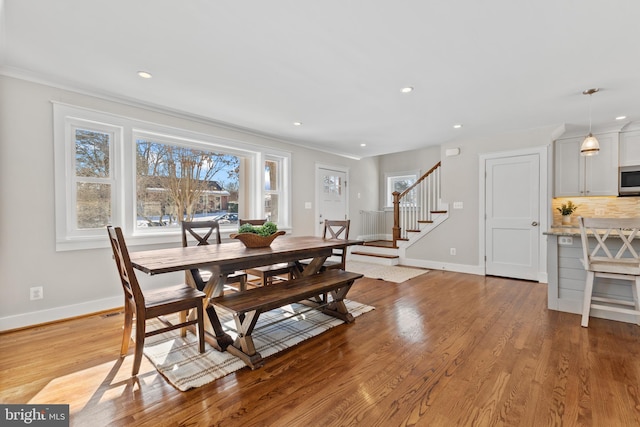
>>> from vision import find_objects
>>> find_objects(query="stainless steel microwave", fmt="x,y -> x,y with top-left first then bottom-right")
619,165 -> 640,196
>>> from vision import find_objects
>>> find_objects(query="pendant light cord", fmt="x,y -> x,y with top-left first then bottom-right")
589,93 -> 593,135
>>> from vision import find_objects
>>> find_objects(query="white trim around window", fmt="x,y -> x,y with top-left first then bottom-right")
383,169 -> 420,209
53,102 -> 291,251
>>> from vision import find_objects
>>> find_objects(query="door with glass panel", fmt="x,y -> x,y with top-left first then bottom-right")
316,166 -> 348,237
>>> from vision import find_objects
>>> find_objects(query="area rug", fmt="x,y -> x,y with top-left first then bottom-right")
142,299 -> 374,391
346,261 -> 428,283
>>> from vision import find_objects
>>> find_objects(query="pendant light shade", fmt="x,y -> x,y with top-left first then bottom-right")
580,133 -> 599,156
581,88 -> 600,156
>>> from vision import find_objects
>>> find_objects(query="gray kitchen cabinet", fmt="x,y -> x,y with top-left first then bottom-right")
619,130 -> 640,167
554,133 -> 619,196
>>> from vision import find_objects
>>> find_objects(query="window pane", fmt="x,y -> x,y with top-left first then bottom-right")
392,177 -> 415,193
324,175 -> 342,195
75,129 -> 110,178
387,174 -> 417,206
76,182 -> 111,228
135,140 -> 240,228
265,160 -> 278,191
265,193 -> 279,223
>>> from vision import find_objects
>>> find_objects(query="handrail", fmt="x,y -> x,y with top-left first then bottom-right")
398,161 -> 441,200
392,161 -> 442,246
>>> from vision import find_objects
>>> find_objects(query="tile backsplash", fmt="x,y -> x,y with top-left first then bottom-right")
552,196 -> 640,226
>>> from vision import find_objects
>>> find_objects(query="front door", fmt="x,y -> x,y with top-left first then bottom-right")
316,165 -> 348,236
485,153 -> 540,281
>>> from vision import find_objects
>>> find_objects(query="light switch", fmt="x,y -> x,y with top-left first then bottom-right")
304,202 -> 312,209
453,202 -> 463,209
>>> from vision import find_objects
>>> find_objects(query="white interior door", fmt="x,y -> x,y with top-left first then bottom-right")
316,166 -> 348,236
485,154 -> 540,280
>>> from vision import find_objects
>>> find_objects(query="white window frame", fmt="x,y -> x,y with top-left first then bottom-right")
53,103 -> 291,251
263,152 -> 290,226
384,170 -> 420,209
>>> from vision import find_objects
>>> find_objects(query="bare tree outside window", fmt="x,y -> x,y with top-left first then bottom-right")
136,140 -> 240,227
74,129 -> 112,229
386,174 -> 417,207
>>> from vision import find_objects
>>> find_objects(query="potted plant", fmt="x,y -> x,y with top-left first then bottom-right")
556,201 -> 578,225
230,221 -> 285,248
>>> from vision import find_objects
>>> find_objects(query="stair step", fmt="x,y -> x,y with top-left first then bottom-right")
351,251 -> 399,259
363,240 -> 396,248
417,220 -> 434,224
431,210 -> 448,214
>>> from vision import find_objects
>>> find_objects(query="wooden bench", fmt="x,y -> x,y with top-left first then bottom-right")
210,269 -> 363,369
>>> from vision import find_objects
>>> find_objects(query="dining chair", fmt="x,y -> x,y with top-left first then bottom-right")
240,219 -> 295,286
298,219 -> 351,272
181,220 -> 248,292
578,216 -> 640,327
107,226 -> 206,376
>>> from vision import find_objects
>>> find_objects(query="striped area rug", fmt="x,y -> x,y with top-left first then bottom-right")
142,300 -> 374,391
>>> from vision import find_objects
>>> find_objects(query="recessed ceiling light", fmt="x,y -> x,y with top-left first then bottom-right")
453,124 -> 463,129
616,115 -> 627,120
293,122 -> 302,126
401,87 -> 413,93
360,143 -> 367,147
137,71 -> 152,79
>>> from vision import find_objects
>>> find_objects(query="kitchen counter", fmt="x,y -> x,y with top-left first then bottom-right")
544,226 -> 581,236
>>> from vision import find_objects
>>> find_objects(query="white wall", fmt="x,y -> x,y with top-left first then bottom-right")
0,75 -> 378,330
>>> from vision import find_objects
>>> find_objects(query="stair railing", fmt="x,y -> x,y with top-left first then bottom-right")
392,161 -> 441,246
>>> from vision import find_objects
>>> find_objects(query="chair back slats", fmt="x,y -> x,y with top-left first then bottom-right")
324,219 -> 350,240
107,226 -> 145,305
578,217 -> 640,271
181,220 -> 222,247
323,219 -> 350,269
181,220 -> 248,291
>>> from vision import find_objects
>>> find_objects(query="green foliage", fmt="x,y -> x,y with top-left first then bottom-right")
556,200 -> 578,215
238,221 -> 278,236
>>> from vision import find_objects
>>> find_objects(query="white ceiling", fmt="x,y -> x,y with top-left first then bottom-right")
2,0 -> 639,159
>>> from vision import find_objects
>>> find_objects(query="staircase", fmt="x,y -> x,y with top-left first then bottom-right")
352,162 -> 449,265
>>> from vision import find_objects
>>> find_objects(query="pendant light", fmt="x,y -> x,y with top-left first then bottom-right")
580,88 -> 599,156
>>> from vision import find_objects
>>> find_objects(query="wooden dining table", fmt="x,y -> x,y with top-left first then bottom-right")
129,235 -> 363,351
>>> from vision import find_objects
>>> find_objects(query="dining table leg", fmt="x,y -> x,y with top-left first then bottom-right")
187,266 -> 234,350
293,255 -> 328,278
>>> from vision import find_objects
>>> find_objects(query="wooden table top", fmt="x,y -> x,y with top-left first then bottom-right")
129,235 -> 363,275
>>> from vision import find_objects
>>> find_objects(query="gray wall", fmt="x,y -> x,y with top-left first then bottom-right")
406,126 -> 557,270
0,75 -> 378,329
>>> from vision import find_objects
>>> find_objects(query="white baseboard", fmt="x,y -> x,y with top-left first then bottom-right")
400,258 -> 485,276
0,296 -> 123,331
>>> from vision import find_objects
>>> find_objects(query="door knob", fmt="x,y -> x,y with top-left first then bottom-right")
532,221 -> 538,226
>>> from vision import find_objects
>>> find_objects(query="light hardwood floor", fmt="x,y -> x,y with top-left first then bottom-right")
2,271 -> 639,426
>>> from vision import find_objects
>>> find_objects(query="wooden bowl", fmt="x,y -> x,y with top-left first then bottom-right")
229,230 -> 286,248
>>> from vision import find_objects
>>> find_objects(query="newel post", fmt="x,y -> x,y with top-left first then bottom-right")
392,191 -> 400,246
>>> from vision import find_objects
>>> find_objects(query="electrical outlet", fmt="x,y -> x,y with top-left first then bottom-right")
559,236 -> 573,245
595,208 -> 605,216
450,248 -> 456,255
30,286 -> 43,300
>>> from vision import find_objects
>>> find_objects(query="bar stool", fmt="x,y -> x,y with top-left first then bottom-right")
578,216 -> 640,327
